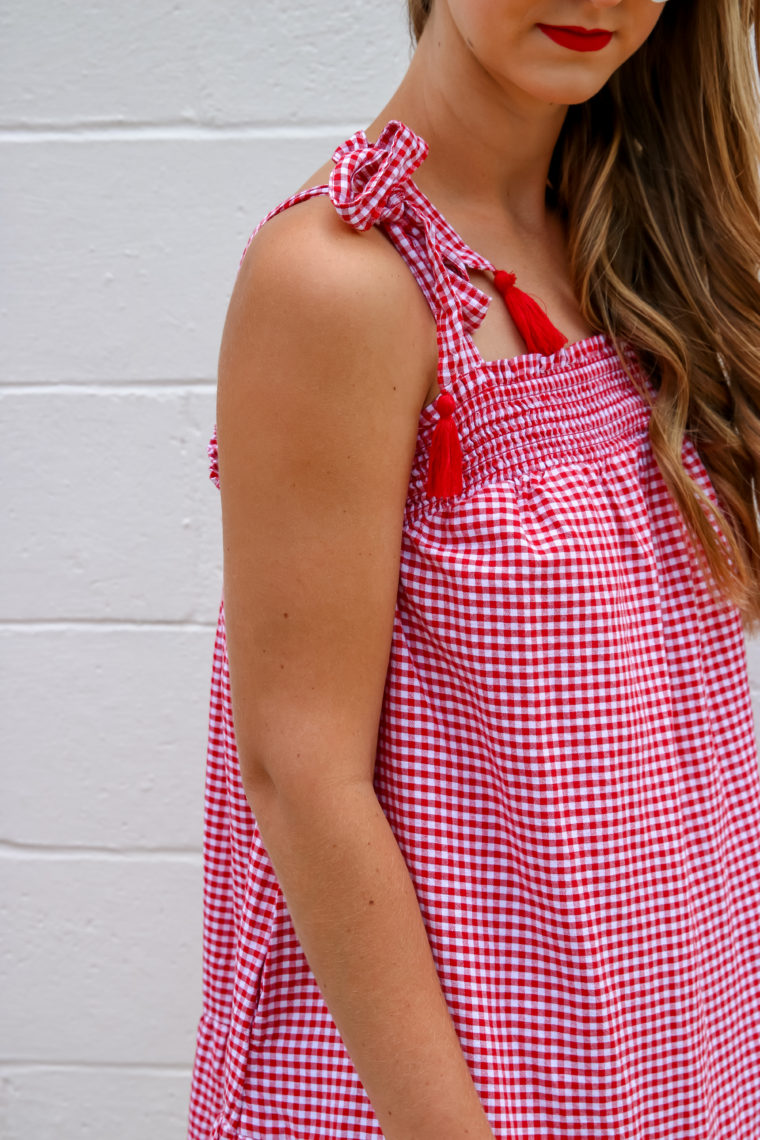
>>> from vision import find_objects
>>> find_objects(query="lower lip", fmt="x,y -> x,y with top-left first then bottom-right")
537,24 -> 613,53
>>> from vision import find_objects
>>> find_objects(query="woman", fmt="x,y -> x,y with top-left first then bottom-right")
188,2 -> 760,1137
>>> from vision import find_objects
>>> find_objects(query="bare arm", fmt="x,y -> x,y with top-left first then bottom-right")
217,199 -> 495,1140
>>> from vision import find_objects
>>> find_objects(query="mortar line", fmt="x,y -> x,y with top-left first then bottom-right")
0,620 -> 218,631
0,841 -> 202,861
0,121 -> 363,143
0,381 -> 217,394
0,1060 -> 193,1074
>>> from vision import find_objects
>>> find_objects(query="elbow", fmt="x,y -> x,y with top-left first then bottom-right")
232,738 -> 344,862
233,731 -> 319,821
234,736 -> 279,812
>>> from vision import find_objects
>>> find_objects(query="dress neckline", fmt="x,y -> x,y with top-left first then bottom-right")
322,119 -> 633,391
348,123 -> 610,367
402,172 -> 616,372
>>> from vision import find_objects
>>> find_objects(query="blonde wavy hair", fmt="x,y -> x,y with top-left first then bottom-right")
408,0 -> 760,632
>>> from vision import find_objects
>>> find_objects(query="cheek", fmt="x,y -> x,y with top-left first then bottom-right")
448,0 -> 520,51
622,2 -> 667,58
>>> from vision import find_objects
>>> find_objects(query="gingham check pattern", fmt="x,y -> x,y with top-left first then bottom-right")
190,122 -> 760,1139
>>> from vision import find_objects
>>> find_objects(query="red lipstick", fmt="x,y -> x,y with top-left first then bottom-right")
537,24 -> 613,53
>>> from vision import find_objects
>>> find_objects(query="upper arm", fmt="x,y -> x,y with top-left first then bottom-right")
217,198 -> 436,801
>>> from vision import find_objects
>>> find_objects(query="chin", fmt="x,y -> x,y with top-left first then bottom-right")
518,71 -> 613,108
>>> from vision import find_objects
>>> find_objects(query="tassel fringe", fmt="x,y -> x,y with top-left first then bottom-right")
427,391 -> 463,498
493,270 -> 567,355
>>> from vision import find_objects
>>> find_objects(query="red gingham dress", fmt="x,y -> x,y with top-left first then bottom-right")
188,121 -> 760,1139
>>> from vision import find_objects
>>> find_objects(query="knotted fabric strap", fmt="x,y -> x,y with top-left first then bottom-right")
330,120 -> 429,232
330,120 -> 468,497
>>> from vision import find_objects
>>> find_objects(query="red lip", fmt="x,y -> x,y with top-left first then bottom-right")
537,24 -> 613,52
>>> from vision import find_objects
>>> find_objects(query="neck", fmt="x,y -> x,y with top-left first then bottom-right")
367,5 -> 568,238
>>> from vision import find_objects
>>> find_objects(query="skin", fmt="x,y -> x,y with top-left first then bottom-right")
306,0 -> 667,370
384,0 -> 664,227
217,4 -> 667,1138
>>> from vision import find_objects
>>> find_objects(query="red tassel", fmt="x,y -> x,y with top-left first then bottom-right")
426,391 -> 463,498
493,270 -> 567,355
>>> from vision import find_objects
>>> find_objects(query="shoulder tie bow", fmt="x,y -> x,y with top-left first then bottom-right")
329,120 -> 429,232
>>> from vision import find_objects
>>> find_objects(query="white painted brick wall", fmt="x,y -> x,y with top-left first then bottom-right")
2,4 -> 759,1138
1,3 -> 411,1137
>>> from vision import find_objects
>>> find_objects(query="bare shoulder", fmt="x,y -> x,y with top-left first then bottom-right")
216,190 -> 441,540
222,193 -> 437,419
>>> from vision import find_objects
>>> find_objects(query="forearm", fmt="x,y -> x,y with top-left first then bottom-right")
248,776 -> 495,1140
